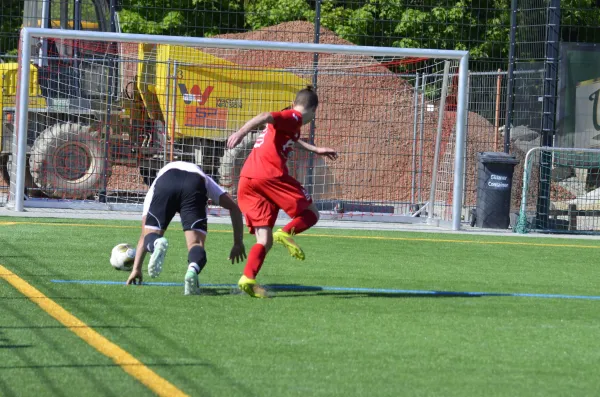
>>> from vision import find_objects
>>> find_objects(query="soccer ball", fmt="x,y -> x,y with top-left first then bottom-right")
110,243 -> 136,271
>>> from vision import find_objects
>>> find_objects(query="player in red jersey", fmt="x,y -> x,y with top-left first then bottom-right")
226,85 -> 337,298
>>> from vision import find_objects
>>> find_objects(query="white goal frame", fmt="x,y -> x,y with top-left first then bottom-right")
515,146 -> 600,234
10,27 -> 469,231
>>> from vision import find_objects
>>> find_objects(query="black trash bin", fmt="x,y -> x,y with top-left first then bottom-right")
475,152 -> 519,229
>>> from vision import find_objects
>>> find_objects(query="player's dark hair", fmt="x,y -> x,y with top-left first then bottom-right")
294,85 -> 318,109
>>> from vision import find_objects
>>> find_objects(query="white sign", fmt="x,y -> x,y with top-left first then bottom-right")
487,174 -> 509,189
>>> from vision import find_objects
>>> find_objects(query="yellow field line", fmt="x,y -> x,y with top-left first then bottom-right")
1,220 -> 599,249
0,264 -> 189,397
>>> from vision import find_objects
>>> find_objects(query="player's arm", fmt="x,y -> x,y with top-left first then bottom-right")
127,216 -> 149,285
216,193 -> 247,264
217,193 -> 245,245
205,175 -> 247,264
226,112 -> 274,149
295,139 -> 339,161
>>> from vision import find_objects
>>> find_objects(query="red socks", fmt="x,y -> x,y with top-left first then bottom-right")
282,209 -> 318,235
243,244 -> 267,279
243,210 -> 318,280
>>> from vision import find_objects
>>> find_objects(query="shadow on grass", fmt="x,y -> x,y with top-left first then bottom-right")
0,325 -> 149,329
2,255 -> 254,395
198,287 -> 238,296
0,362 -> 209,370
0,297 -> 102,300
262,284 -> 488,299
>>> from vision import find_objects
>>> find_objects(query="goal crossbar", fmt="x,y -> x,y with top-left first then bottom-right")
12,27 -> 470,231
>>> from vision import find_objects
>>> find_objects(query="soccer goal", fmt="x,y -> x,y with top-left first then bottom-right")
8,27 -> 469,230
514,146 -> 600,234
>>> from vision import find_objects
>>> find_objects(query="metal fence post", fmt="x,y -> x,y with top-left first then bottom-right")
417,74 -> 427,204
411,73 -> 420,205
306,0 -> 321,197
535,0 -> 561,230
504,0 -> 518,153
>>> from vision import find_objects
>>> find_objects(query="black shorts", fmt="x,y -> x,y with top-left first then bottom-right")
142,169 -> 208,233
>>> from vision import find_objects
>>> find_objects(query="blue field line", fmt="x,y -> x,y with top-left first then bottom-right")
49,279 -> 600,300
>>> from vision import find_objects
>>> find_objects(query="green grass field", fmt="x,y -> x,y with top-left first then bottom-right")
1,216 -> 600,396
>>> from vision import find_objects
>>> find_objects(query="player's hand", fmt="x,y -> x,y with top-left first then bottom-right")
227,132 -> 245,149
126,269 -> 143,285
316,147 -> 338,161
228,243 -> 247,264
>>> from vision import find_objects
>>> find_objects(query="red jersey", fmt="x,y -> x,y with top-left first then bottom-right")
240,109 -> 303,179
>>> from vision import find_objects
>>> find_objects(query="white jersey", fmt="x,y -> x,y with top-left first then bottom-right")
142,162 -> 226,216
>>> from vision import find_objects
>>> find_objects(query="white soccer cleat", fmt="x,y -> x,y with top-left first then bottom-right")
148,237 -> 168,278
184,270 -> 201,296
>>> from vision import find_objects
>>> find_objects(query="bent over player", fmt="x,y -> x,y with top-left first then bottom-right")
226,85 -> 337,298
126,161 -> 246,295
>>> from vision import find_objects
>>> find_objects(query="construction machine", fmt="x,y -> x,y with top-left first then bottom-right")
0,0 -> 307,199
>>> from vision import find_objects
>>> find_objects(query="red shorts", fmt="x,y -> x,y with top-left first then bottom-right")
238,175 -> 313,234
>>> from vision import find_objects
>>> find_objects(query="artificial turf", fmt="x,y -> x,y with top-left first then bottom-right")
1,216 -> 599,396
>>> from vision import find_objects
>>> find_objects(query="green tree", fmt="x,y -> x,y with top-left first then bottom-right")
394,0 -> 509,60
0,0 -> 23,57
7,0 -> 600,68
561,0 -> 600,43
118,0 -> 245,37
245,0 -> 312,29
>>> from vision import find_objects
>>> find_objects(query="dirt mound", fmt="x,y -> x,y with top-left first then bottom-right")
106,20 -> 496,208
214,21 -> 496,206
106,165 -> 146,192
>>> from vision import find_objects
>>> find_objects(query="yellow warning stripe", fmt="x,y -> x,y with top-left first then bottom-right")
0,220 -> 599,249
0,264 -> 188,397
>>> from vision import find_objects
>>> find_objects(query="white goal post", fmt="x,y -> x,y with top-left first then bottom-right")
10,27 -> 469,230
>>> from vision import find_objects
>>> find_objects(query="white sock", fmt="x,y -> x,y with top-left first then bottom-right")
188,263 -> 200,274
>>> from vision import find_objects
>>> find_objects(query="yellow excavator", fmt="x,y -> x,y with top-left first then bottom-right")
0,0 -> 308,199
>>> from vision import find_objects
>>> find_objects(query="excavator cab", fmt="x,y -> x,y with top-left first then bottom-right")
23,0 -> 119,109
0,0 -> 122,197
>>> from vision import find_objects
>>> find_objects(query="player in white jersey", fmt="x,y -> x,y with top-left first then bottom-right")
126,161 -> 246,295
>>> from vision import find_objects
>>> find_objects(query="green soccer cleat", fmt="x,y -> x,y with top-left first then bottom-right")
184,270 -> 201,296
148,237 -> 168,278
238,275 -> 269,298
273,229 -> 305,260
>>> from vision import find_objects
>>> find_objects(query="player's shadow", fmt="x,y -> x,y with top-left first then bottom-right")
0,362 -> 210,370
263,284 -> 485,299
0,334 -> 33,349
0,296 -> 102,300
199,287 -> 238,296
0,325 -> 149,329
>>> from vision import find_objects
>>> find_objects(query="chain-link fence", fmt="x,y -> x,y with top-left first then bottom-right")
2,1 -> 511,65
3,0 -> 600,230
507,0 -> 600,233
0,0 -> 509,212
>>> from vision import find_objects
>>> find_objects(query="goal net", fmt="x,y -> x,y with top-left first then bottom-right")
8,28 -> 469,229
514,147 -> 600,234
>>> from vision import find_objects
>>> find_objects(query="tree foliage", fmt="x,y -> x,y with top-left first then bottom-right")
2,0 -> 600,66
117,0 -> 512,63
118,0 -> 244,37
0,0 -> 23,57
